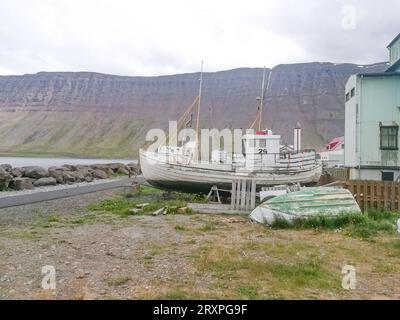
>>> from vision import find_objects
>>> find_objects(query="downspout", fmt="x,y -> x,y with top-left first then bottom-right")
358,75 -> 363,179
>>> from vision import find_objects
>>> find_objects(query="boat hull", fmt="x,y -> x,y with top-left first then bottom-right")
140,149 -> 322,193
250,187 -> 361,225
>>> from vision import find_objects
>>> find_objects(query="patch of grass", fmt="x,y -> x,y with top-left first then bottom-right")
198,221 -> 217,232
46,215 -> 61,223
382,240 -> 400,254
192,241 -> 340,298
265,258 -> 333,288
271,210 -> 400,239
175,224 -> 188,232
271,213 -> 364,230
88,195 -> 189,217
31,213 -> 108,229
105,276 -> 131,287
235,282 -> 261,300
139,186 -> 164,195
373,262 -> 397,273
0,229 -> 41,240
88,198 -> 132,213
156,288 -> 196,300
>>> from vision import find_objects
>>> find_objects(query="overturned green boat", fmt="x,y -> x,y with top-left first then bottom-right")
250,187 -> 361,225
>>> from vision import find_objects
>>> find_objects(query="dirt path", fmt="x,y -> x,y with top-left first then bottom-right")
0,189 -> 400,300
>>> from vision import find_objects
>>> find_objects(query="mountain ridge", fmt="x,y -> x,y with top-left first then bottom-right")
0,61 -> 388,158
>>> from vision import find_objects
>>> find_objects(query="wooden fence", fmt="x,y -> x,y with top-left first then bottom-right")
345,180 -> 400,211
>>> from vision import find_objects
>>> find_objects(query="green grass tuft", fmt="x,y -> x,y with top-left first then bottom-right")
271,210 -> 400,239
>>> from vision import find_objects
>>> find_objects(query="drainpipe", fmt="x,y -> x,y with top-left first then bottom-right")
358,75 -> 363,179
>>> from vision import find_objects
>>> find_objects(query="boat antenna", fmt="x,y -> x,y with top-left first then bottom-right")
195,61 -> 203,161
258,67 -> 266,131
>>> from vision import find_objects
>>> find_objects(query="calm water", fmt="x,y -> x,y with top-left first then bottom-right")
0,157 -> 136,169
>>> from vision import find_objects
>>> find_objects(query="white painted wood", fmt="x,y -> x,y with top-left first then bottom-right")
140,149 -> 322,188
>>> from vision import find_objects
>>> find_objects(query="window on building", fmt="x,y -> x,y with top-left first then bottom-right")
345,92 -> 350,102
350,88 -> 355,97
382,171 -> 394,181
380,125 -> 399,150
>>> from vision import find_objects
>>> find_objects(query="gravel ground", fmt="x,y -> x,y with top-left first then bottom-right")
0,189 -> 399,300
0,188 -> 125,225
0,178 -> 129,199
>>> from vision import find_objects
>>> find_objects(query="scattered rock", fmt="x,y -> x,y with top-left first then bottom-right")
70,171 -> 85,183
62,164 -> 79,171
9,177 -> 34,190
63,171 -> 77,184
85,175 -> 94,183
11,167 -> 24,177
92,169 -> 108,180
91,164 -> 113,176
48,167 -> 65,184
177,207 -> 188,214
0,167 -> 13,190
108,163 -> 125,172
23,166 -> 49,179
0,164 -> 12,172
153,207 -> 165,216
117,167 -> 129,175
33,177 -> 57,187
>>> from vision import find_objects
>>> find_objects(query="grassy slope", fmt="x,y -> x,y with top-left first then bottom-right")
0,111 -> 157,158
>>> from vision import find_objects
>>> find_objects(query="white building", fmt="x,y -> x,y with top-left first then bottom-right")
344,33 -> 400,181
319,136 -> 344,168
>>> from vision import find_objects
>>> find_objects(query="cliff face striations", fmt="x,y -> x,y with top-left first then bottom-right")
0,62 -> 387,157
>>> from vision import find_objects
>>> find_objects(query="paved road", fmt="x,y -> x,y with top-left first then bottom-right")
0,176 -> 146,209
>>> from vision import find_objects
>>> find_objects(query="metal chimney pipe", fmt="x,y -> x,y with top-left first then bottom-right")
294,122 -> 302,152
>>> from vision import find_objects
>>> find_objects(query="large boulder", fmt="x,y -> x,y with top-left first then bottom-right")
62,164 -> 79,171
91,164 -> 113,176
11,167 -> 25,177
23,166 -> 49,179
85,175 -> 94,183
92,169 -> 108,180
127,163 -> 141,175
70,171 -> 85,183
9,178 -> 34,190
63,172 -> 77,184
108,163 -> 125,172
76,167 -> 93,182
48,167 -> 67,184
0,167 -> 12,190
0,164 -> 12,172
33,177 -> 57,187
117,166 -> 129,175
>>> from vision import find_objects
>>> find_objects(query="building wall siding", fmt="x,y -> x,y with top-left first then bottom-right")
359,76 -> 400,168
344,75 -> 358,167
389,39 -> 400,66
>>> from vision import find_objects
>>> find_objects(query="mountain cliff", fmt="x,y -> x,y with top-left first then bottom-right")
0,62 -> 388,158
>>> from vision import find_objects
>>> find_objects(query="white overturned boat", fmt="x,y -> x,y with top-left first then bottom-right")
140,129 -> 322,193
250,187 -> 361,225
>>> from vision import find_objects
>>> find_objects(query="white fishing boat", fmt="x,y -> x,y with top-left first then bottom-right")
139,65 -> 322,193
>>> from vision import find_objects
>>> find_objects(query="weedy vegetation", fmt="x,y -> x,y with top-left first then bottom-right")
270,210 -> 400,239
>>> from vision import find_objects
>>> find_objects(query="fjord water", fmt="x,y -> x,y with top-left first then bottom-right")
0,156 -> 135,169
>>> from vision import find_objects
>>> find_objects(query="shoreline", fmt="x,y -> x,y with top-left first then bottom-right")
0,153 -> 137,161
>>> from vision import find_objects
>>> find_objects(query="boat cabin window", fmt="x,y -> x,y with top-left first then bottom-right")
259,139 -> 266,148
382,171 -> 394,181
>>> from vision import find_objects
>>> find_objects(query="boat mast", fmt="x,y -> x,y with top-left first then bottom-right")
195,61 -> 203,161
258,66 -> 266,131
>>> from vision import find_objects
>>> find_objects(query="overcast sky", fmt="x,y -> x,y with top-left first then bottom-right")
0,0 -> 399,76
